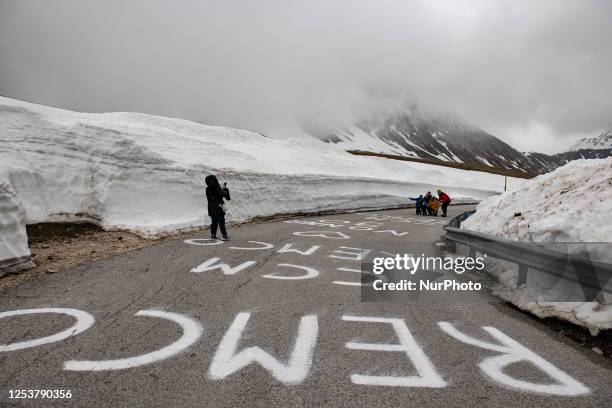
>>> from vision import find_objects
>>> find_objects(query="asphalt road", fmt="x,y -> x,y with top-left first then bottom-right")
0,205 -> 610,407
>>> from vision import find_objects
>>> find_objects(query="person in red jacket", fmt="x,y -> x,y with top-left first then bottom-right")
437,189 -> 451,217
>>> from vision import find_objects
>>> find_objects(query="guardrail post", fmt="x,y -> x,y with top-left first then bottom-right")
517,264 -> 528,286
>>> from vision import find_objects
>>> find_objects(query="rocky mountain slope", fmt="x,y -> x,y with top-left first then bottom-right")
314,105 -> 611,175
571,129 -> 612,151
314,105 -> 542,175
523,129 -> 612,172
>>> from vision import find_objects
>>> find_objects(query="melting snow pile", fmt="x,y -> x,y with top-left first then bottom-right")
0,96 -> 522,272
463,158 -> 612,334
0,180 -> 33,276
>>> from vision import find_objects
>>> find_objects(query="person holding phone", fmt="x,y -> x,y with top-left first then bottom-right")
205,175 -> 231,240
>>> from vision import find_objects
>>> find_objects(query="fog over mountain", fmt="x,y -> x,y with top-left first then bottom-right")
315,102 -> 612,175
1,0 -> 611,154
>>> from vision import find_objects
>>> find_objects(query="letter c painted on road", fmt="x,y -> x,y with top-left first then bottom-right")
0,308 -> 95,352
63,309 -> 203,371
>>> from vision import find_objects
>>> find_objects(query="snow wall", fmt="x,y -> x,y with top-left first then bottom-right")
0,96 -> 523,273
0,179 -> 33,276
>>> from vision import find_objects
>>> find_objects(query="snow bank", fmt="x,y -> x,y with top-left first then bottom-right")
0,178 -> 33,275
462,158 -> 612,334
0,96 -> 522,230
0,96 -> 523,267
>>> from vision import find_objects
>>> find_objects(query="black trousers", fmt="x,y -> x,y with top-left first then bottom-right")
441,202 -> 449,216
211,213 -> 227,237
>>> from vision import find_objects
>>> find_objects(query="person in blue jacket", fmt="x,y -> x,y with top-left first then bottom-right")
409,194 -> 425,215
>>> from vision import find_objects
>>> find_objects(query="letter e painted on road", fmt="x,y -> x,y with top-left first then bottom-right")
342,315 -> 446,387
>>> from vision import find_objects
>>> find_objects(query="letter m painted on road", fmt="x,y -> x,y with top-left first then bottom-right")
191,258 -> 256,275
208,312 -> 318,384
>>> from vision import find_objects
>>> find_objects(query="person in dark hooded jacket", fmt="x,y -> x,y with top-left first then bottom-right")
205,175 -> 231,240
423,191 -> 433,215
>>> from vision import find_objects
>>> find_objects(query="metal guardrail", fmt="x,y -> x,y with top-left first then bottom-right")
443,211 -> 612,302
445,210 -> 476,228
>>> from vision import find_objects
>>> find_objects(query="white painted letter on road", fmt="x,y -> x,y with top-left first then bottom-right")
230,241 -> 274,251
64,310 -> 203,371
343,315 -> 446,388
330,247 -> 371,261
262,264 -> 320,280
191,257 -> 256,275
0,308 -> 95,352
208,312 -> 318,384
277,244 -> 321,256
333,267 -> 384,287
293,231 -> 350,240
438,322 -> 589,396
373,230 -> 409,236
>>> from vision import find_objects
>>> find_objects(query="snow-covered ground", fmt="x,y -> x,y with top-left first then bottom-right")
0,96 -> 524,271
463,158 -> 612,334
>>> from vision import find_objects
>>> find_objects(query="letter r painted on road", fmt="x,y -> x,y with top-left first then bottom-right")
438,322 -> 589,396
342,315 -> 446,387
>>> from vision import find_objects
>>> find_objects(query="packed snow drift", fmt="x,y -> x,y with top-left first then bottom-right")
0,96 -> 523,271
463,158 -> 612,333
0,180 -> 33,276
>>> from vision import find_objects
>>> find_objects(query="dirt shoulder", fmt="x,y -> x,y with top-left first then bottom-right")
0,223 -> 161,289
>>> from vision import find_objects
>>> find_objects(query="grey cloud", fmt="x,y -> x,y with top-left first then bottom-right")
1,0 -> 611,153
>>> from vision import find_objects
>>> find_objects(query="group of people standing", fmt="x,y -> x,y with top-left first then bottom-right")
410,190 -> 451,217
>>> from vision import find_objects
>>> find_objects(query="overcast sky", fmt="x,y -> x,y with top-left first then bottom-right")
1,0 -> 610,153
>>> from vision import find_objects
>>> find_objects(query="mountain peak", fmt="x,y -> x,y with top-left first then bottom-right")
570,129 -> 612,151
311,104 -> 538,175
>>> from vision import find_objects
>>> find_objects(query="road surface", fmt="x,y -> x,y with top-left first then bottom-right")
1,206 -> 610,407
